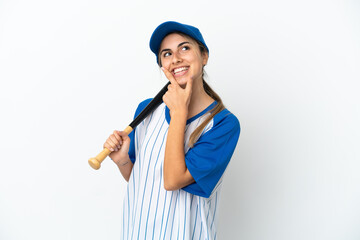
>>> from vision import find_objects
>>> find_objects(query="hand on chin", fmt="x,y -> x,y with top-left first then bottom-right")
175,76 -> 192,89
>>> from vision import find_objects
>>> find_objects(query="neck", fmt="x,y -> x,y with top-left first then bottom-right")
187,78 -> 214,119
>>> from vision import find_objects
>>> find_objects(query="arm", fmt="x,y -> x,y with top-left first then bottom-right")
104,130 -> 133,181
163,111 -> 195,190
161,67 -> 195,190
113,156 -> 133,182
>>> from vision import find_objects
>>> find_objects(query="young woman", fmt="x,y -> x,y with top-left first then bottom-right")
104,21 -> 240,240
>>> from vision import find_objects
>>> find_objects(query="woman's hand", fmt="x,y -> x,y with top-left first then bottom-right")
161,67 -> 193,118
103,130 -> 131,166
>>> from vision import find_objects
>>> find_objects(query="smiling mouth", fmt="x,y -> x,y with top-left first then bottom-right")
172,66 -> 189,77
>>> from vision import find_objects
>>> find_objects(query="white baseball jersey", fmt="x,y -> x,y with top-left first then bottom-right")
121,99 -> 240,240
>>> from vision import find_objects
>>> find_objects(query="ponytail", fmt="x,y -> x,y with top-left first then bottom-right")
188,79 -> 225,148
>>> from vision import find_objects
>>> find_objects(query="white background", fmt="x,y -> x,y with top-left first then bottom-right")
1,0 -> 359,239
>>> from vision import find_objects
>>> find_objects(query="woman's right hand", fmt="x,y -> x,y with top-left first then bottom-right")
103,130 -> 131,166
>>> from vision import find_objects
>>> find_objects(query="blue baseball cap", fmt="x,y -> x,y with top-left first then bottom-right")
149,21 -> 209,64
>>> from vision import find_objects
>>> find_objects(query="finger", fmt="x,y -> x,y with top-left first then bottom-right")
162,94 -> 168,104
161,67 -> 178,86
167,84 -> 174,91
104,141 -> 116,152
107,134 -> 120,151
113,131 -> 122,146
109,135 -> 120,150
118,131 -> 130,140
117,131 -> 131,152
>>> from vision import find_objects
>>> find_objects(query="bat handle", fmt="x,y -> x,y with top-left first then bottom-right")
88,148 -> 111,170
88,126 -> 133,170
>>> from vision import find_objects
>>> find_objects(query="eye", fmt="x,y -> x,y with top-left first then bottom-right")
163,52 -> 171,58
181,45 -> 190,51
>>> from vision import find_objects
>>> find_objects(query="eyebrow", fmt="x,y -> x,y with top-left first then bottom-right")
160,41 -> 191,55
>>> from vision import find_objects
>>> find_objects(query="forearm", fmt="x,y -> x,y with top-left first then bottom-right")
112,155 -> 133,182
104,130 -> 133,181
163,111 -> 194,190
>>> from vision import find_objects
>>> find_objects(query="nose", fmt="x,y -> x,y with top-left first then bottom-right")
172,51 -> 182,64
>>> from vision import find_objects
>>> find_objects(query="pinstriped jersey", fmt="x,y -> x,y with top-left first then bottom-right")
121,99 -> 240,240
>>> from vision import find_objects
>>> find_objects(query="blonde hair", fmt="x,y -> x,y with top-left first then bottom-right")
188,79 -> 225,147
158,33 -> 225,148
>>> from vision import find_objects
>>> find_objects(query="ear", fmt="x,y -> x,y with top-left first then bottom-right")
201,51 -> 209,66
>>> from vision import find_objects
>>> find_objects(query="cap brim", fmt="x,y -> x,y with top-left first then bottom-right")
150,21 -> 201,55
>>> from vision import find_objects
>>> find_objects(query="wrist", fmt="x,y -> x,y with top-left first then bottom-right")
170,109 -> 188,119
117,160 -> 130,167
110,154 -> 130,165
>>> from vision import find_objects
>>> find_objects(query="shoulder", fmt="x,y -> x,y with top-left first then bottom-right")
212,108 -> 241,134
134,98 -> 153,117
137,98 -> 153,111
195,107 -> 240,146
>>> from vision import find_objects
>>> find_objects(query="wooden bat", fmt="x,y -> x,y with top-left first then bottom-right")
88,82 -> 170,170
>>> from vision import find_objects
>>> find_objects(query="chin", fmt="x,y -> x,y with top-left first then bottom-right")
175,78 -> 188,87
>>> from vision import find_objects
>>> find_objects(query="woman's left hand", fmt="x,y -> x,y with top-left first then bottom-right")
161,67 -> 193,118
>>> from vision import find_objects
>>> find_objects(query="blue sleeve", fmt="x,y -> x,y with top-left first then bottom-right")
128,98 -> 153,163
182,111 -> 241,198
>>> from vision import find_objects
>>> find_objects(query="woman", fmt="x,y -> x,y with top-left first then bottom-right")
104,21 -> 240,240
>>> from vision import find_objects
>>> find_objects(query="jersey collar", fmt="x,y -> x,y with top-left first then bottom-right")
165,101 -> 217,125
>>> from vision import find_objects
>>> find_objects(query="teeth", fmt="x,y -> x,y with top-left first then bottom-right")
173,67 -> 188,74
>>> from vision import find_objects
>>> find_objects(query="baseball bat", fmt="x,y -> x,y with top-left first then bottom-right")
88,82 -> 170,170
